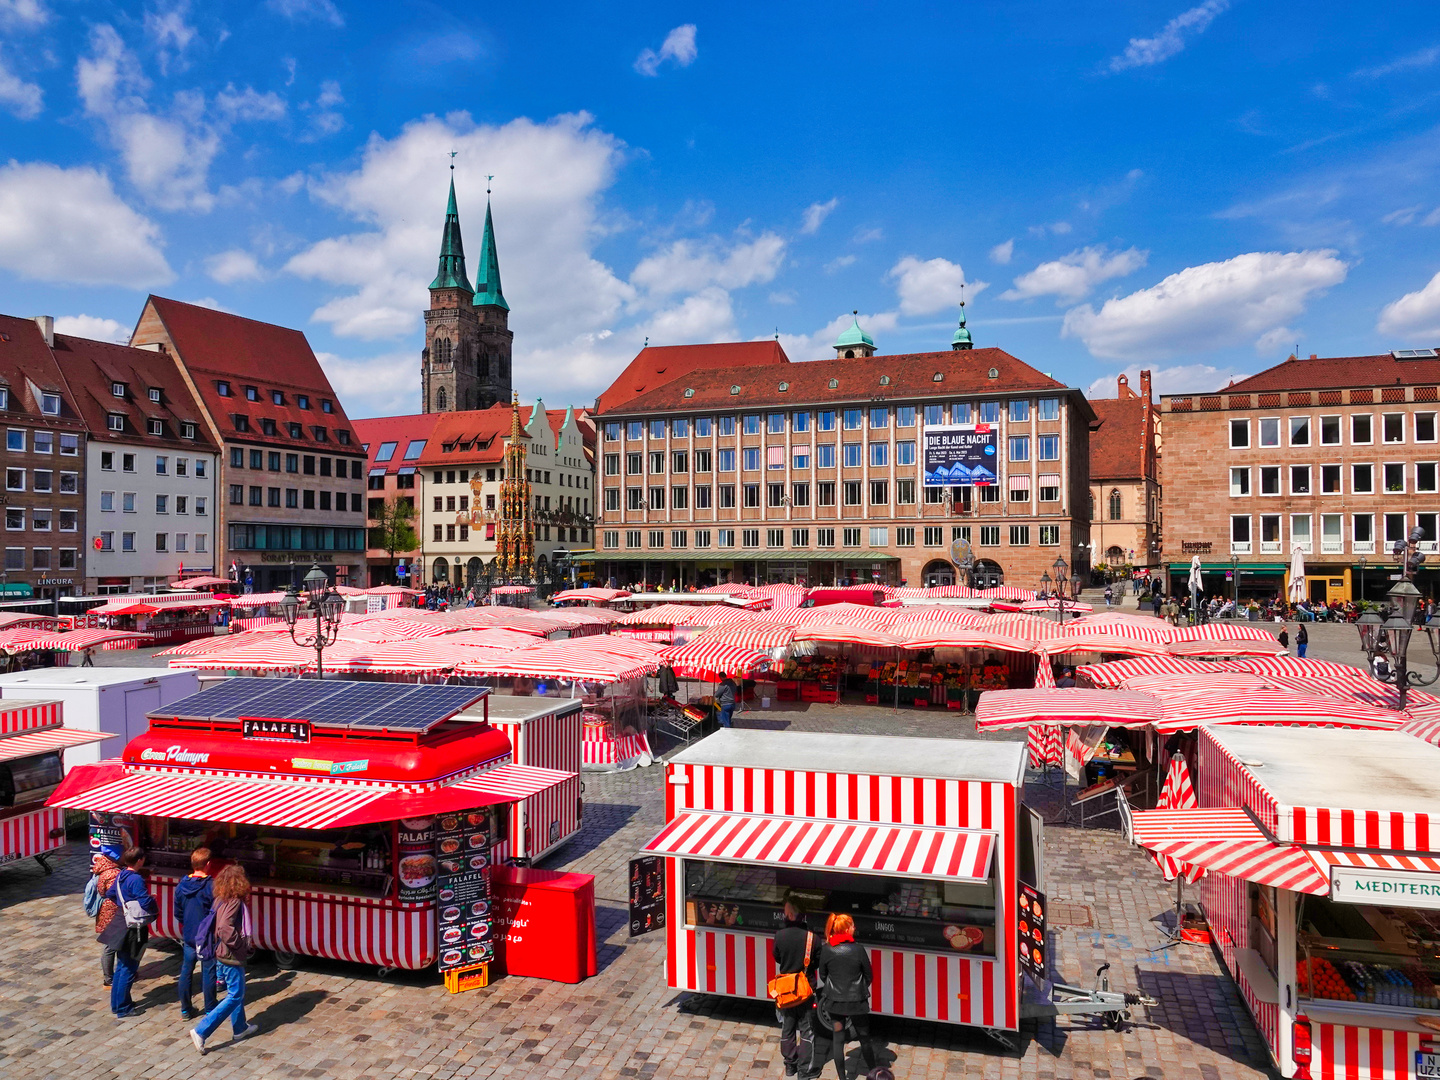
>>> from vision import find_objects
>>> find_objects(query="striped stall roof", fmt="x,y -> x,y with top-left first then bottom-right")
449,763 -> 575,801
645,810 -> 996,883
1402,708 -> 1440,748
659,638 -> 773,680
0,699 -> 61,735
1310,848 -> 1440,875
974,688 -> 1161,730
25,629 -> 149,651
1153,689 -> 1408,733
1037,633 -> 1172,657
1075,656 -> 1228,688
789,623 -> 906,648
1166,638 -> 1285,658
1130,807 -> 1329,894
551,587 -> 631,603
1167,623 -> 1279,643
0,727 -> 117,762
692,623 -> 797,651
890,623 -> 1039,654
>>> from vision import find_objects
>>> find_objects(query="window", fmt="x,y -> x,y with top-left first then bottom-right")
718,485 -> 736,508
1039,524 -> 1060,546
268,487 -> 281,508
624,452 -> 642,476
1353,462 -> 1374,494
671,486 -> 689,510
717,449 -> 736,472
288,422 -> 303,439
979,485 -> 1000,503
890,440 -> 914,467
1107,489 -> 1122,519
604,422 -> 620,442
792,447 -> 810,470
604,488 -> 620,512
375,441 -> 398,462
285,454 -> 298,473
1039,480 -> 1059,502
843,409 -> 863,430
694,449 -> 711,472
4,429 -> 21,452
1259,417 -> 1280,447
156,455 -> 169,475
924,404 -> 943,426
1321,464 -> 1341,493
743,484 -> 761,508
1354,513 -> 1375,551
1230,467 -> 1250,496
817,481 -> 836,506
789,411 -> 810,434
923,526 -> 944,547
30,547 -> 50,570
5,468 -> 22,492
259,418 -> 276,437
4,508 -> 21,530
890,405 -> 914,428
816,528 -> 835,547
216,381 -> 231,397
1383,413 -> 1405,443
694,485 -> 711,508
155,494 -> 168,514
672,451 -> 688,473
100,490 -> 115,512
1386,512 -> 1408,548
743,414 -> 761,435
646,486 -> 664,510
742,448 -> 761,471
649,420 -> 666,439
1291,514 -> 1312,552
669,530 -> 688,549
841,443 -> 861,468
1418,462 -> 1438,493
1289,416 -> 1310,446
299,395 -> 311,410
767,483 -> 785,507
766,413 -> 785,434
1352,414 -> 1372,444
1317,415 -> 1341,445
107,413 -> 124,432
869,480 -> 888,505
763,527 -> 782,548
56,509 -> 75,532
321,399 -> 332,414
1035,398 -> 1060,422
952,402 -> 973,424
869,407 -> 889,430
1008,525 -> 1030,546
742,529 -> 760,548
863,526 -> 885,547
1229,419 -> 1250,448
816,444 -> 836,469
244,385 -> 259,402
229,484 -> 243,504
717,416 -> 735,437
767,446 -> 785,471
1418,512 -> 1439,550
648,451 -> 664,474
155,533 -> 168,552
1260,466 -> 1281,495
604,453 -> 619,476
250,486 -> 263,506
869,442 -> 888,468
974,401 -> 999,424
1385,462 -> 1405,493
1290,465 -> 1311,494
32,470 -> 51,492
895,479 -> 915,504
716,529 -> 735,547
979,525 -> 1000,546
304,456 -> 316,475
1037,435 -> 1060,461
890,526 -> 912,547
1231,515 -> 1251,552
1008,400 -> 1029,422
1006,475 -> 1029,503
818,411 -> 836,432
1008,436 -> 1029,462
836,480 -> 858,506
121,532 -> 134,552
1418,413 -> 1437,443
648,529 -> 665,549
41,393 -> 60,415
624,421 -> 643,441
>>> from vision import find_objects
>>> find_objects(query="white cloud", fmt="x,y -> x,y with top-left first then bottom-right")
144,1 -> 198,76
0,161 -> 173,286
888,255 -> 985,316
205,248 -> 264,283
1353,46 -> 1440,79
0,48 -> 42,119
215,84 -> 287,122
1378,271 -> 1440,340
635,24 -> 697,76
775,310 -> 901,363
266,0 -> 343,27
0,0 -> 47,28
853,226 -> 883,244
316,350 -> 416,416
800,198 -> 838,235
629,233 -> 785,299
1002,245 -> 1148,303
54,314 -> 130,344
1085,362 -> 1251,399
989,239 -> 1014,265
301,79 -> 344,139
185,296 -> 230,311
823,254 -> 856,273
1109,0 -> 1229,72
1255,326 -> 1297,355
1063,250 -> 1347,361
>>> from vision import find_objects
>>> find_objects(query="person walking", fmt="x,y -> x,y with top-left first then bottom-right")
102,847 -> 158,1018
770,898 -> 819,1077
1296,623 -> 1308,658
715,676 -> 737,729
92,849 -> 124,987
191,864 -> 260,1053
816,913 -> 878,1079
1151,591 -> 1163,617
174,847 -> 217,1020
1104,584 -> 1113,607
1278,625 -> 1290,653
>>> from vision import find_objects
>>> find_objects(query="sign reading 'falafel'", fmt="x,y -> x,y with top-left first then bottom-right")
434,809 -> 495,972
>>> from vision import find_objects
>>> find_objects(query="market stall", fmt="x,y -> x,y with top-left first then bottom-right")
48,677 -> 578,978
77,593 -> 229,645
1128,726 -> 1440,1080
471,696 -> 583,863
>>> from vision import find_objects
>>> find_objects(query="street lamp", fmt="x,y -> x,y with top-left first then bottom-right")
1356,556 -> 1367,606
1356,528 -> 1438,708
1052,555 -> 1069,626
1230,554 -> 1240,616
280,564 -> 345,679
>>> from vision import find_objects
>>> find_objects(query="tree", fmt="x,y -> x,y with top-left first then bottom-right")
375,498 -> 419,581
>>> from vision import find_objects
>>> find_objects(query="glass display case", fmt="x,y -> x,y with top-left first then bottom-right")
682,858 -> 996,956
0,751 -> 64,809
1297,893 -> 1440,1012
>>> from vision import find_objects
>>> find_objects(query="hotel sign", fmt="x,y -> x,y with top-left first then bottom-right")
1330,866 -> 1440,910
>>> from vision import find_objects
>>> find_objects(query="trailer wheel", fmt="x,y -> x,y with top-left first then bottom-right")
273,949 -> 297,969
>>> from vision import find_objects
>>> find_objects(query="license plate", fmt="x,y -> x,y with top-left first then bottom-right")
1417,1051 -> 1440,1080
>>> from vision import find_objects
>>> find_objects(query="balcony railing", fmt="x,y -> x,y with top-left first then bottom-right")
1231,541 -> 1252,555
1320,539 -> 1345,554
1260,540 -> 1282,554
1353,540 -> 1376,554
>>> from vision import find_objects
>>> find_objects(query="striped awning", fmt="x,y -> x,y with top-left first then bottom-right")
1038,633 -> 1172,657
1129,807 -> 1329,894
975,688 -> 1161,730
0,727 -> 118,762
643,810 -> 996,883
1402,710 -> 1440,748
1153,689 -> 1408,733
1076,656 -> 1229,688
324,764 -> 578,827
449,764 -> 575,801
1167,638 -> 1285,658
659,638 -> 772,680
1311,848 -> 1440,876
25,629 -> 148,651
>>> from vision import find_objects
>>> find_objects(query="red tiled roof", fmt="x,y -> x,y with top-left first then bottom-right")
353,414 -> 442,474
1201,352 -> 1440,395
595,341 -> 790,413
1089,397 -> 1147,481
602,347 -> 1068,415
50,334 -> 219,452
418,407 -> 525,466
132,296 -> 362,455
0,315 -> 84,431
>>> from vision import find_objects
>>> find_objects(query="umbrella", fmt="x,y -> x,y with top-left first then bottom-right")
1287,545 -> 1307,604
1187,555 -> 1203,610
1075,656 -> 1229,688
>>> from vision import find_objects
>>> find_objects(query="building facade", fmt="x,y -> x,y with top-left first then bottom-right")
591,326 -> 1094,589
1160,350 -> 1440,603
1,316 -> 87,604
357,414 -> 435,587
1087,371 -> 1162,575
131,296 -> 368,593
50,332 -> 220,594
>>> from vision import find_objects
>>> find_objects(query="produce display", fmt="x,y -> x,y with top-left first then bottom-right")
1297,957 -> 1356,1001
863,661 -> 1012,707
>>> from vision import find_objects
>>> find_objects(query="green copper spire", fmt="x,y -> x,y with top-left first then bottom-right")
951,300 -> 973,350
833,311 -> 874,349
429,176 -> 475,294
473,198 -> 509,311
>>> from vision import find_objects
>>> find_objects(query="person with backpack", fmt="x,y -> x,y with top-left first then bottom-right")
816,913 -> 879,1079
88,849 -> 123,987
769,898 -> 820,1077
100,847 -> 158,1018
174,847 -> 217,1020
191,863 -> 260,1053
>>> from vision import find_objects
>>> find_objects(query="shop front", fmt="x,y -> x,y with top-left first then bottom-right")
580,552 -> 900,591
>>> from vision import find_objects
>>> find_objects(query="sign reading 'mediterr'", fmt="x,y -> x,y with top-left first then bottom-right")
1331,867 -> 1440,910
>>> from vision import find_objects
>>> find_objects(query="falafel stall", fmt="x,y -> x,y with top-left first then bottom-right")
47,677 -> 585,982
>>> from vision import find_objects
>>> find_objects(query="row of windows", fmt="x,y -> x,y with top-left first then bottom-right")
424,523 -> 585,545
217,381 -> 333,413
6,429 -> 80,455
1228,413 -> 1438,449
104,413 -> 199,440
5,508 -> 78,531
604,438 -> 1057,477
228,486 -> 362,512
426,467 -> 589,489
5,468 -> 79,494
606,479 -> 1056,512
3,546 -> 78,571
94,531 -> 208,554
1228,462 -> 1439,496
0,389 -> 62,415
1228,512 -> 1437,552
98,492 -> 208,516
603,399 -> 1064,442
230,448 -> 360,479
227,525 -> 366,551
601,522 -> 1060,550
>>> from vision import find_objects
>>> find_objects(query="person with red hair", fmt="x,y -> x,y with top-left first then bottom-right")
816,913 -> 879,1077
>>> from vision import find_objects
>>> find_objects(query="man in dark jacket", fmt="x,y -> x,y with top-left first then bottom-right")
715,677 -> 737,728
174,847 -> 217,1019
772,899 -> 819,1077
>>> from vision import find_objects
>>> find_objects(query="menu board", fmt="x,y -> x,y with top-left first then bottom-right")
89,811 -> 135,861
1017,883 -> 1047,981
396,817 -> 438,903
434,810 -> 495,972
629,855 -> 665,937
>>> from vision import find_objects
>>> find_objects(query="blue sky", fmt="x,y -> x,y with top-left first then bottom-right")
3,1 -> 1440,417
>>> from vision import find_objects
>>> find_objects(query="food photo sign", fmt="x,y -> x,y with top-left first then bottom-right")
433,810 -> 495,973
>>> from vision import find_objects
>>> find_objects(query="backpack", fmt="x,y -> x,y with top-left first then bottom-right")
194,908 -> 218,961
767,931 -> 815,1009
83,874 -> 103,918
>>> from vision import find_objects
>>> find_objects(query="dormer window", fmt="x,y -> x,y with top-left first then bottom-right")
312,426 -> 328,442
932,372 -> 944,382
297,395 -> 310,410
148,388 -> 162,403
233,414 -> 250,432
107,413 -> 125,432
828,379 -> 839,389
244,386 -> 259,402
730,386 -> 741,395
879,375 -> 890,386
181,422 -> 196,439
288,422 -> 303,438
778,382 -> 790,392
260,418 -> 277,436
684,388 -> 695,398
41,393 -> 61,415
216,381 -> 231,397
147,419 -> 163,436
111,381 -> 126,398
0,388 -> 7,410
271,390 -> 285,406
321,399 -> 333,414
337,430 -> 352,445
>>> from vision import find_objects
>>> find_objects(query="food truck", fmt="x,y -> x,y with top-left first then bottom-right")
474,696 -> 582,863
0,698 -> 115,873
49,677 -> 577,975
1129,727 -> 1440,1079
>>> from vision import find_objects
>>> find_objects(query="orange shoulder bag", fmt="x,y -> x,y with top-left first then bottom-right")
766,931 -> 815,1008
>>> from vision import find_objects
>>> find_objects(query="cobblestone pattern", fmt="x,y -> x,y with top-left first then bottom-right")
0,709 -> 1276,1080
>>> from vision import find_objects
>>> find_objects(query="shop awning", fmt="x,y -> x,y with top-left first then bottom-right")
1311,849 -> 1440,876
643,810 -> 997,884
1129,807 -> 1328,894
576,550 -> 898,563
322,765 -> 576,828
975,688 -> 1161,730
0,727 -> 118,762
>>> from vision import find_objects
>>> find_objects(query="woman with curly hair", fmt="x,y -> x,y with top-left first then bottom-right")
190,864 -> 260,1054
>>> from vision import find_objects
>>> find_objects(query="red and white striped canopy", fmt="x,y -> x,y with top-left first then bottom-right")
1075,656 -> 1229,688
789,623 -> 906,648
1152,688 -> 1409,733
25,628 -> 148,651
617,603 -> 758,628
1058,617 -> 1170,643
738,583 -> 808,610
975,688 -> 1161,730
449,763 -> 575,801
1402,709 -> 1440,748
1119,673 -> 1270,696
1260,672 -> 1423,713
1310,848 -> 1440,876
551,587 -> 631,604
659,639 -> 772,680
1228,656 -> 1440,711
644,810 -> 996,883
0,628 -> 48,653
1130,807 -> 1328,893
891,622 -> 1039,653
457,635 -> 667,682
1153,754 -> 1205,884
157,635 -> 250,658
1167,637 -> 1285,658
693,622 -> 797,651
1168,623 -> 1279,643
1038,633 -> 1173,657
699,583 -> 753,595
491,585 -> 533,595
169,637 -> 371,672
0,726 -> 117,762
1019,599 -> 1095,614
966,613 -> 1052,641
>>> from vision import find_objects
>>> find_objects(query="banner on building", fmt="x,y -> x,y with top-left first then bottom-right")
923,424 -> 997,486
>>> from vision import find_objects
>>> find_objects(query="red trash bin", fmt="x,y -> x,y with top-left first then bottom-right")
491,865 -> 598,983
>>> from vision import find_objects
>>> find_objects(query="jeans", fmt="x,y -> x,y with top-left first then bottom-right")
1298,642 -> 1307,657
111,948 -> 140,1016
179,942 -> 218,1014
196,963 -> 247,1040
718,703 -> 734,728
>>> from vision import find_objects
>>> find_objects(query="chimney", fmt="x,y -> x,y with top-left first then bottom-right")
1139,369 -> 1152,402
32,315 -> 54,347
1309,353 -> 1317,360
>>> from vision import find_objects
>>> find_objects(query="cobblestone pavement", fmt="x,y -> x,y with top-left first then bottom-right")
0,701 -> 1277,1080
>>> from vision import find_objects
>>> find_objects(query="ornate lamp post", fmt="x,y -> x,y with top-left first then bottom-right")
1356,555 -> 1367,606
1230,554 -> 1240,615
280,564 -> 345,679
1052,555 -> 1070,626
1357,528 -> 1438,709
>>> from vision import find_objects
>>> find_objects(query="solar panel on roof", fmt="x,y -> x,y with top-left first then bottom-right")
235,680 -> 351,721
161,678 -> 294,721
300,683 -> 415,725
348,685 -> 486,731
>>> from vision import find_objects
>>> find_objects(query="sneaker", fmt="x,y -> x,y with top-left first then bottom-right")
234,1023 -> 260,1042
180,1009 -> 193,1021
102,979 -> 112,987
190,1029 -> 206,1054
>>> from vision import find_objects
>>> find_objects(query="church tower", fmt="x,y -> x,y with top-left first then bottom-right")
420,176 -> 513,413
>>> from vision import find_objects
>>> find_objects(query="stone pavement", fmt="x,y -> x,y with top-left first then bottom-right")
0,705 -> 1276,1080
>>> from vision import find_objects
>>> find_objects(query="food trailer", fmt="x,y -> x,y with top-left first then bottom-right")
642,730 -> 1043,1035
1129,727 -> 1440,1080
49,677 -> 577,975
0,699 -> 115,873
475,695 -> 582,863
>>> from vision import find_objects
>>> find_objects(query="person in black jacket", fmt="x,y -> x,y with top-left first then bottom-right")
772,899 -> 819,1077
817,913 -> 878,1078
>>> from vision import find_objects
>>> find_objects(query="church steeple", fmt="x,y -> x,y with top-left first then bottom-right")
429,177 -> 474,294
951,299 -> 973,350
473,197 -> 508,311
